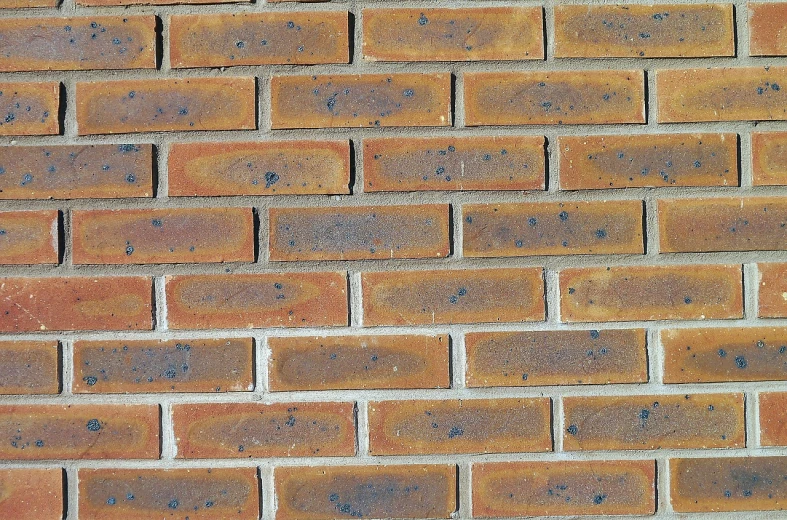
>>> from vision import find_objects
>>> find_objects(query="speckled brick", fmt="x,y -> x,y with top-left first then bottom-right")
0,469 -> 62,520
80,0 -> 246,5
752,132 -> 787,186
0,341 -> 59,394
759,393 -> 787,446
0,0 -> 57,7
759,263 -> 787,318
0,82 -> 59,136
749,3 -> 787,56
0,210 -> 58,264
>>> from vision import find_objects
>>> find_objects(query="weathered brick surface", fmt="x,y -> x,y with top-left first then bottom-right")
759,392 -> 787,446
749,3 -> 787,56
0,82 -> 59,136
759,263 -> 787,318
0,210 -> 58,264
752,132 -> 787,186
0,0 -> 57,7
0,469 -> 62,520
0,341 -> 59,394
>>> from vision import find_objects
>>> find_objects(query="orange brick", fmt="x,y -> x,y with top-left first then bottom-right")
760,392 -> 787,446
759,263 -> 787,318
0,0 -> 57,7
78,468 -> 259,520
79,0 -> 246,5
560,265 -> 743,322
0,341 -> 59,394
270,73 -> 450,129
749,3 -> 787,56
559,133 -> 738,190
173,402 -> 355,458
168,141 -> 350,196
554,4 -> 734,58
165,272 -> 347,330
269,204 -> 449,261
362,7 -> 543,61
464,70 -> 645,126
657,67 -> 787,122
463,200 -> 643,257
0,276 -> 152,332
0,16 -> 155,72
268,334 -> 449,391
752,132 -> 787,185
0,469 -> 62,520
275,465 -> 456,520
0,144 -> 153,199
76,77 -> 256,135
663,327 -> 787,383
563,393 -> 744,450
73,338 -> 253,393
363,136 -> 545,192
0,210 -> 58,264
466,329 -> 647,387
0,404 -> 159,459
473,460 -> 656,517
0,82 -> 58,136
671,457 -> 787,512
368,398 -> 551,455
170,12 -> 348,68
72,208 -> 254,265
362,268 -> 544,326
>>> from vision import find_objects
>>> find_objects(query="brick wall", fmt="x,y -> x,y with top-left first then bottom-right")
0,0 -> 786,518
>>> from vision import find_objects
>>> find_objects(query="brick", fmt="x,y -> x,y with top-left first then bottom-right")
72,208 -> 254,264
0,210 -> 58,264
554,4 -> 734,58
671,456 -> 787,512
368,398 -> 551,455
275,465 -> 456,520
760,393 -> 787,446
79,0 -> 246,5
362,268 -> 544,326
0,276 -> 152,332
0,0 -> 57,7
0,404 -> 159,459
657,67 -> 787,122
463,200 -> 643,257
759,263 -> 787,318
563,393 -> 744,450
169,141 -> 350,196
173,402 -> 355,458
0,469 -> 62,520
559,133 -> 738,190
0,144 -> 153,199
464,70 -> 645,126
473,460 -> 656,517
663,327 -> 787,383
752,132 -> 787,186
73,338 -> 253,393
268,334 -> 449,391
76,77 -> 256,135
270,73 -> 450,129
749,3 -> 787,56
78,468 -> 259,520
466,329 -> 647,387
0,341 -> 59,394
166,273 -> 347,330
560,265 -> 743,322
0,16 -> 155,72
363,136 -> 545,192
269,204 -> 450,261
0,82 -> 58,136
362,7 -> 543,62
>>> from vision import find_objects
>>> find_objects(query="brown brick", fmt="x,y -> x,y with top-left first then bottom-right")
657,67 -> 787,122
473,460 -> 656,517
0,82 -> 58,136
0,276 -> 152,332
0,16 -> 155,72
560,265 -> 743,322
0,210 -> 58,264
76,77 -> 256,135
79,0 -> 246,5
170,12 -> 348,68
463,200 -> 643,257
559,133 -> 738,190
362,268 -> 544,326
168,141 -> 350,196
363,136 -> 545,192
0,0 -> 57,7
368,398 -> 551,455
0,144 -> 153,199
269,204 -> 449,261
555,4 -> 734,58
78,468 -> 259,520
362,7 -> 543,62
275,465 -> 456,520
466,329 -> 647,387
752,132 -> 787,186
173,402 -> 355,458
0,469 -> 62,520
268,334 -> 449,391
749,3 -> 787,56
464,71 -> 645,126
0,404 -> 159,459
271,73 -> 451,129
0,341 -> 59,394
759,263 -> 787,318
760,393 -> 787,446
73,338 -> 253,393
563,394 -> 744,450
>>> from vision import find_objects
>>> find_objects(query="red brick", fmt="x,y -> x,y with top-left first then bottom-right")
0,82 -> 59,136
79,0 -> 246,5
759,263 -> 787,318
752,132 -> 787,186
0,210 -> 58,264
362,268 -> 544,326
268,334 -> 449,391
173,402 -> 355,458
749,3 -> 787,56
0,469 -> 62,520
271,73 -> 451,129
0,341 -> 59,394
760,392 -> 787,446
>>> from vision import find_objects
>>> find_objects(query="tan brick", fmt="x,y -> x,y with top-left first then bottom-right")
79,0 -> 246,5
0,82 -> 59,136
0,341 -> 58,394
760,393 -> 787,446
0,210 -> 58,264
759,263 -> 787,318
0,469 -> 62,520
749,2 -> 787,56
0,0 -> 57,7
752,132 -> 787,186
